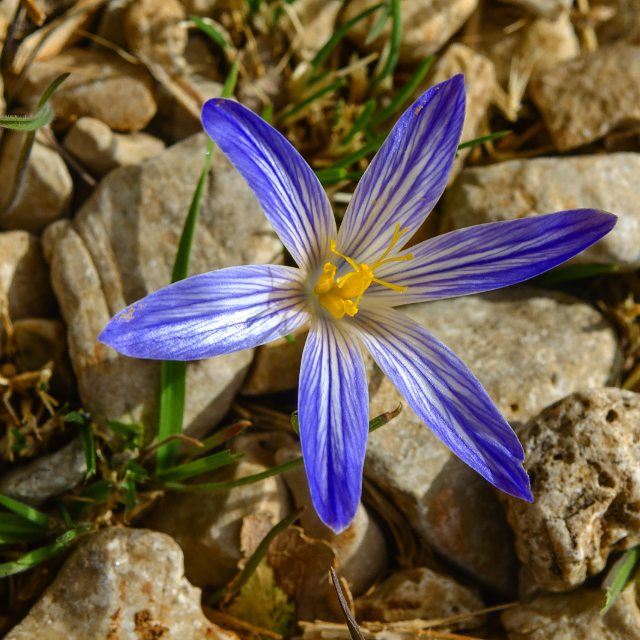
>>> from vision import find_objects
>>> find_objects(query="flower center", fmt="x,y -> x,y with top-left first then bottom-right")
314,224 -> 413,319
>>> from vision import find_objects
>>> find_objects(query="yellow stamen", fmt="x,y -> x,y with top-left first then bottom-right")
315,226 -> 412,319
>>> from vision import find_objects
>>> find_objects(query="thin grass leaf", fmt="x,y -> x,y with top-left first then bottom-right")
341,98 -> 377,147
365,3 -> 390,45
183,420 -> 251,461
602,547 -> 640,614
375,0 -> 401,82
0,526 -> 90,578
279,79 -> 345,122
0,494 -> 50,529
157,450 -> 244,483
316,137 -> 385,184
106,419 -> 144,448
320,170 -> 364,186
167,407 -> 401,493
0,513 -> 48,537
156,62 -> 239,473
190,15 -> 228,49
310,2 -> 384,70
330,567 -> 365,640
457,129 -> 511,150
78,423 -> 96,479
370,56 -> 434,127
534,263 -> 620,286
213,507 -> 303,605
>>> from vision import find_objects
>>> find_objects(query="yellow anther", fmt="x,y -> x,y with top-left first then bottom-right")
315,228 -> 412,319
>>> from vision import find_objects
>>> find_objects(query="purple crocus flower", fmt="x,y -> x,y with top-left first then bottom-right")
100,75 -> 616,532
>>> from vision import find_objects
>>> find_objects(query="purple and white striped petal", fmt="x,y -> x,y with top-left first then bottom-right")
99,265 -> 309,360
298,318 -> 369,532
353,307 -> 532,501
336,75 -> 465,266
367,209 -> 617,305
201,99 -> 336,271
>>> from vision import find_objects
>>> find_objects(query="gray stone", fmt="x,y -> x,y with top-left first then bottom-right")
366,374 -> 518,595
63,117 -> 165,177
144,460 -> 291,590
498,0 -> 572,19
42,133 -> 281,436
442,154 -> 640,268
123,0 -> 187,69
0,438 -> 86,505
275,444 -> 388,596
5,527 -> 238,640
0,231 -> 55,322
0,136 -> 72,233
531,43 -> 640,150
431,44 -> 496,179
343,0 -> 478,64
501,583 -> 640,639
364,288 -> 618,594
413,288 -> 619,423
356,567 -> 485,628
18,48 -> 157,131
504,388 -> 640,591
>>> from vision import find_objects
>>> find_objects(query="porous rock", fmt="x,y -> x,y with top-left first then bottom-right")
504,388 -> 640,591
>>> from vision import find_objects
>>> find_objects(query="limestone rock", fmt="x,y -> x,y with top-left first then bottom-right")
364,288 -> 618,594
0,231 -> 55,321
288,0 -> 342,61
366,374 -> 518,595
412,289 -> 619,423
531,43 -> 640,150
42,133 -> 281,435
144,460 -> 291,589
0,438 -> 86,506
5,527 -> 238,640
501,583 -> 640,639
442,154 -> 640,268
0,136 -> 72,233
498,0 -> 572,19
275,444 -> 388,596
63,117 -> 165,176
356,567 -> 485,629
17,48 -> 157,131
123,0 -> 187,69
343,0 -> 478,64
242,330 -> 307,395
505,389 -> 640,591
431,44 -> 496,179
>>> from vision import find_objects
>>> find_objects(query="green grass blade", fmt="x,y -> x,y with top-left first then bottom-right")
602,547 -> 640,614
0,494 -> 50,529
157,450 -> 244,483
457,129 -> 511,151
190,15 -> 228,49
167,406 -> 401,493
183,420 -> 250,461
78,423 -> 96,479
365,2 -> 390,44
106,419 -> 144,448
0,513 -> 48,536
310,2 -> 384,70
330,567 -> 366,640
370,56 -> 434,127
340,98 -> 377,147
279,79 -> 345,122
316,136 -> 385,183
375,0 -> 401,82
212,507 -> 303,605
0,526 -> 90,578
156,62 -> 239,473
534,263 -> 620,287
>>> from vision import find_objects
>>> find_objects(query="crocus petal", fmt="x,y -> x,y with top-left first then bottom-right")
201,99 -> 336,271
299,318 -> 369,532
353,307 -> 532,501
367,209 -> 617,305
99,265 -> 309,360
336,75 -> 465,266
